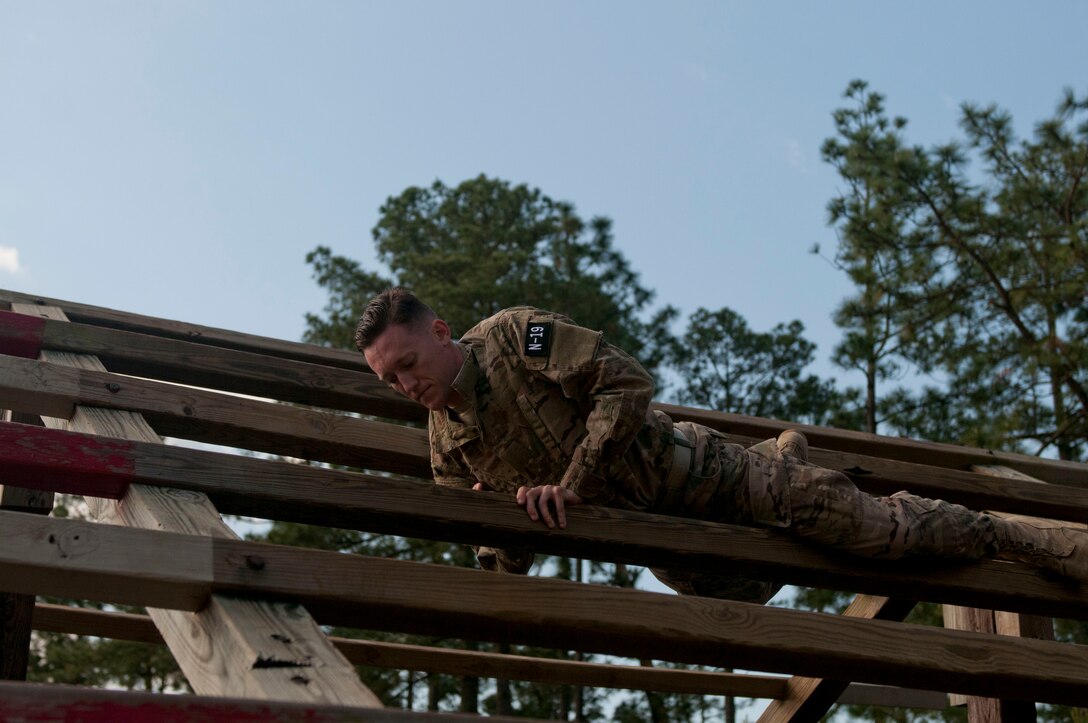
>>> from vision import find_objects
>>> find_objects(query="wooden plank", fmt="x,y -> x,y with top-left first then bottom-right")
0,310 -> 413,420
31,602 -> 950,708
9,355 -> 1088,525
2,289 -> 1086,489
0,680 -> 539,722
10,304 -> 382,708
756,595 -> 919,722
0,354 -> 431,477
660,403 -> 1088,489
0,287 -> 366,370
5,422 -> 1088,621
7,355 -> 1088,520
30,603 -> 787,698
801,448 -> 1088,524
0,412 -> 54,512
4,512 -> 1088,706
1,351 -> 58,681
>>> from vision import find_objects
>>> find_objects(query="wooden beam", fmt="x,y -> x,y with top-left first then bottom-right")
2,288 -> 1085,489
7,356 -> 1088,525
31,600 -> 953,708
0,680 -> 537,722
1,376 -> 56,682
30,603 -> 788,699
0,354 -> 431,477
10,303 -> 381,707
0,309 -> 412,420
4,422 -> 1088,621
0,424 -> 50,679
661,403 -> 1088,489
4,512 -> 1088,706
8,353 -> 1088,527
804,447 -> 1088,524
756,595 -> 919,722
0,287 -> 366,370
31,602 -> 949,709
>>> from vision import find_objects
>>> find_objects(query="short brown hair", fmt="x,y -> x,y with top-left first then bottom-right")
354,287 -> 436,352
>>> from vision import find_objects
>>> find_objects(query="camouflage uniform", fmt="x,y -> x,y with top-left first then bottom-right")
430,307 -> 1001,603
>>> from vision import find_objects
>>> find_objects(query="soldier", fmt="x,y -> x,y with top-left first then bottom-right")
357,287 -> 1088,602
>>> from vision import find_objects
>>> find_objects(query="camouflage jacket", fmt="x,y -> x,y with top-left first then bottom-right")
429,307 -> 676,511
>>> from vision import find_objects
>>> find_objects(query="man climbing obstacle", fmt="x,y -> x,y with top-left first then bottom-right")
356,287 -> 1088,603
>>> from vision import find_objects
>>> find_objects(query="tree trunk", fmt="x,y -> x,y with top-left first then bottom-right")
427,673 -> 440,711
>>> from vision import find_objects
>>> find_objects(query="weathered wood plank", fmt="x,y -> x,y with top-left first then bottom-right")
0,287 -> 365,370
661,403 -> 1088,489
1,336 -> 61,681
756,595 -> 919,722
0,354 -> 431,476
30,603 -> 788,699
802,450 -> 1088,524
31,602 -> 950,708
7,344 -> 1087,531
4,512 -> 1088,706
5,422 -> 1088,620
0,509 -> 213,608
9,354 -> 1088,517
0,310 -> 411,420
10,304 -> 382,707
2,289 -> 1085,488
0,680 -> 537,722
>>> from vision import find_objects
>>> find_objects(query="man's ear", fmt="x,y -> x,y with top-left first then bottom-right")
431,318 -> 452,344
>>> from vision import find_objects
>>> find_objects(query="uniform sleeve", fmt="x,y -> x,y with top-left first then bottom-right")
476,546 -> 536,575
428,410 -> 475,489
506,314 -> 654,503
430,444 -> 475,489
429,415 -> 535,574
555,338 -> 654,502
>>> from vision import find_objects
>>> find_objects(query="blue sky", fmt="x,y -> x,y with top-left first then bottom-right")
3,1 -> 1087,391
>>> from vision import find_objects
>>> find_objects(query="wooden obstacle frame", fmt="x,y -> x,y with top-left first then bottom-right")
2,287 -> 1087,722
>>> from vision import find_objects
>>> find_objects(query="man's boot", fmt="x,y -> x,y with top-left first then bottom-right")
993,514 -> 1088,583
776,429 -> 808,463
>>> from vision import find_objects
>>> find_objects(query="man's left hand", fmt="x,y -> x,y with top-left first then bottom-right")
516,485 -> 584,529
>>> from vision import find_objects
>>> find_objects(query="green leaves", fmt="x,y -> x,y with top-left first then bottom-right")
825,81 -> 1088,458
668,307 -> 849,427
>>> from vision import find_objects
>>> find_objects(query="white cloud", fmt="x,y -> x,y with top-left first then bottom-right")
785,137 -> 810,173
0,246 -> 23,274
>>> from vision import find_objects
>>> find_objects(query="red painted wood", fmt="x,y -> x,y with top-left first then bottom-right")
0,423 -> 133,499
0,310 -> 45,359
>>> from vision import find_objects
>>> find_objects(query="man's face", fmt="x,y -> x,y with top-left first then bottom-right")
364,319 -> 461,411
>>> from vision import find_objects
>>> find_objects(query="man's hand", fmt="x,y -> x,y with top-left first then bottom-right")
516,485 -> 584,529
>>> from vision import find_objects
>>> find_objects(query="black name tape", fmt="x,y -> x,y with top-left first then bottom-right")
525,320 -> 552,358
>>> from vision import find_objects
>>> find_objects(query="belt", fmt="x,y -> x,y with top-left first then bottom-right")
659,426 -> 694,514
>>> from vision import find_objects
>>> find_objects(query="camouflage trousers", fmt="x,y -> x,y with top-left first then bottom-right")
650,424 -> 998,603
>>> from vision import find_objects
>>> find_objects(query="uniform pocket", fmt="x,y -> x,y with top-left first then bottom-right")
516,393 -> 566,461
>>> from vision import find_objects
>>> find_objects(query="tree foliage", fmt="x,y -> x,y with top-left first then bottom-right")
668,306 -> 858,428
825,80 -> 1088,458
306,174 -> 677,377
